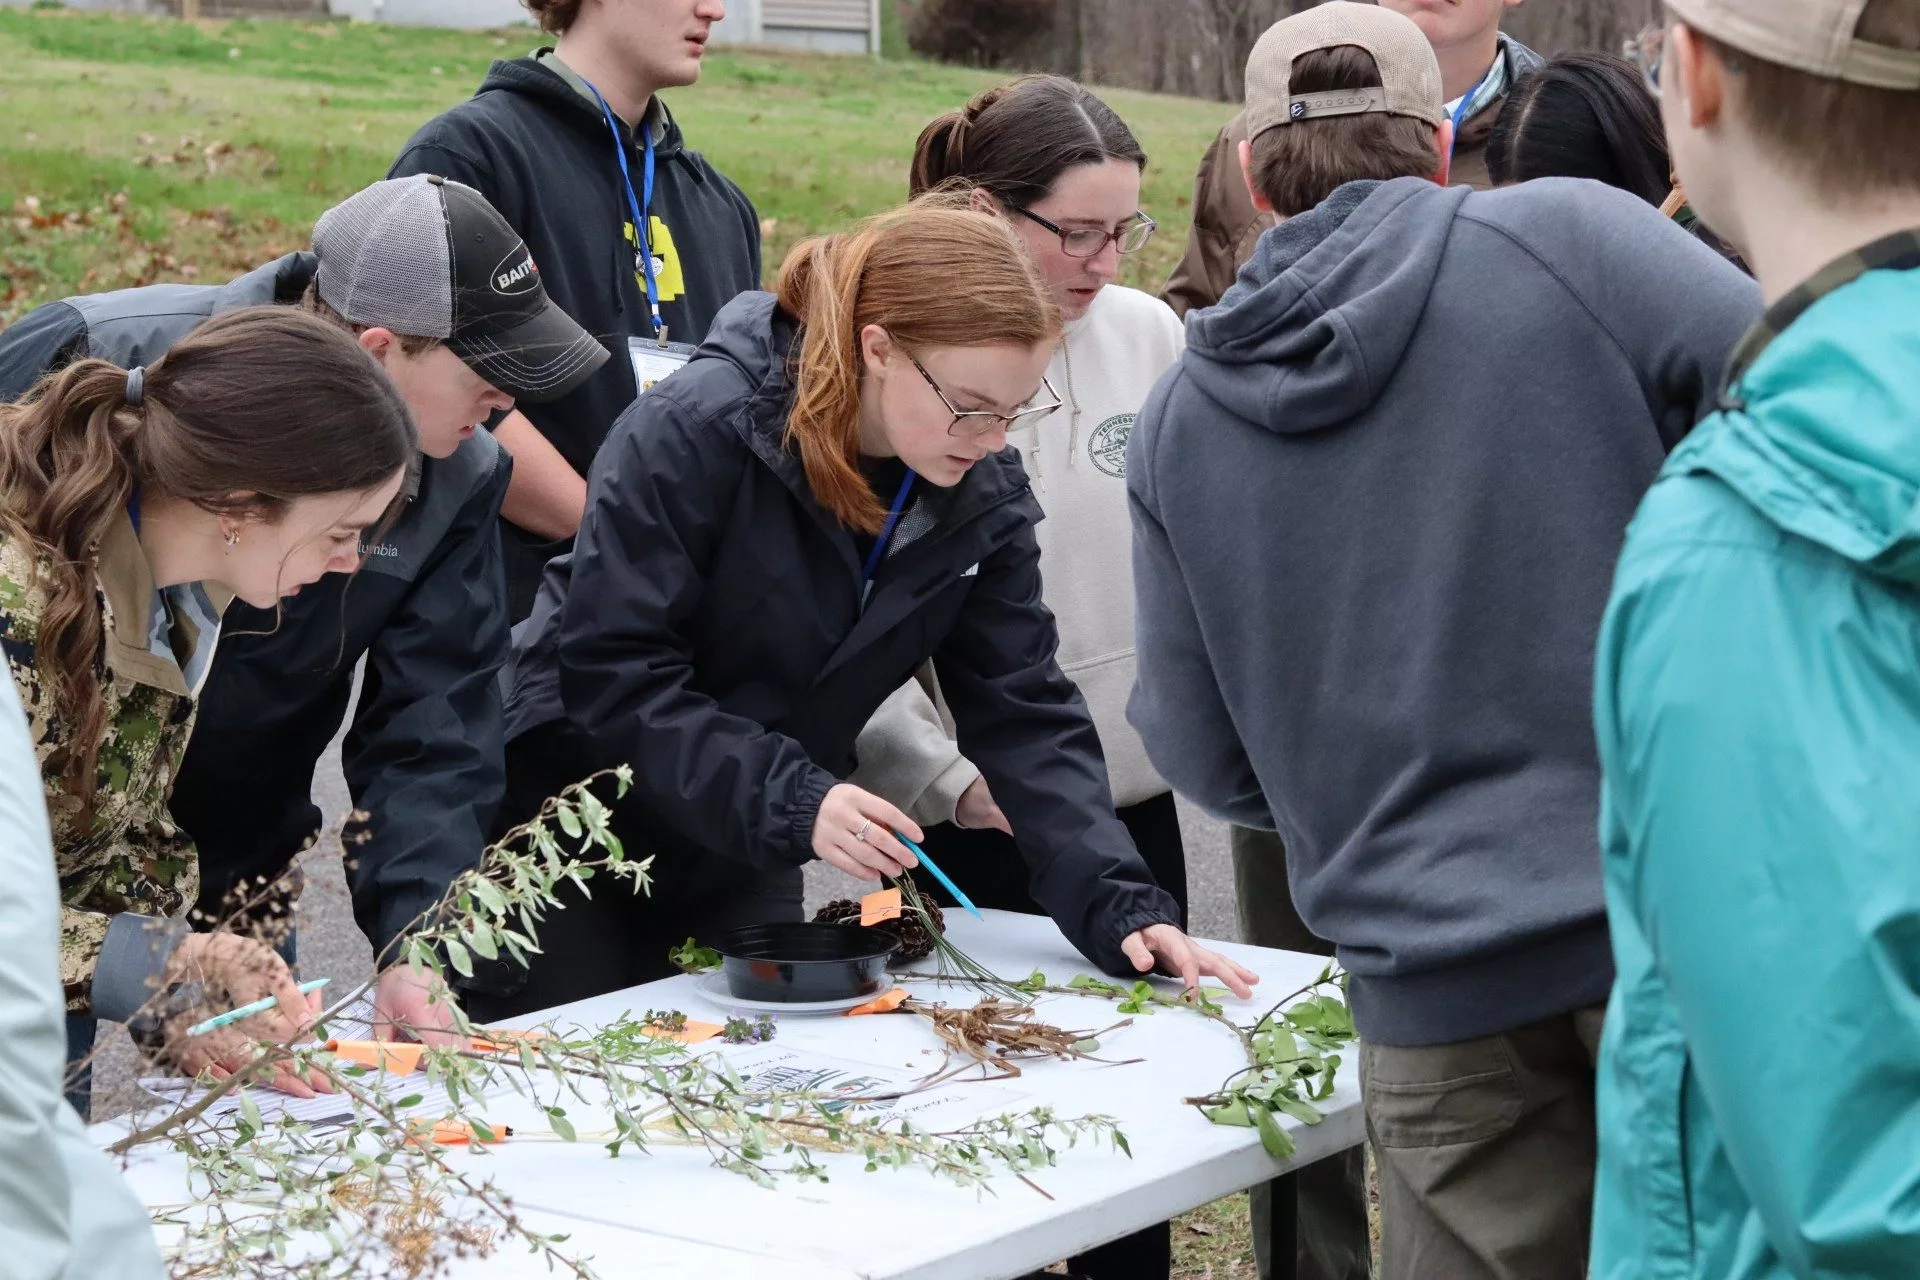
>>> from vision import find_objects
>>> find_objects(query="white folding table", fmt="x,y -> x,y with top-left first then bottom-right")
100,910 -> 1362,1279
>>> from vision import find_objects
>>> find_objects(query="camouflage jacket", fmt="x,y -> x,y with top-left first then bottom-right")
0,513 -> 222,1014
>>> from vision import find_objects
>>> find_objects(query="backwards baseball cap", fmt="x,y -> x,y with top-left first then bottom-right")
1244,1 -> 1446,140
312,175 -> 609,403
1666,0 -> 1920,88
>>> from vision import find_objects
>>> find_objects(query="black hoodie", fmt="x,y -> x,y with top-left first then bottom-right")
505,291 -> 1180,977
391,53 -> 760,611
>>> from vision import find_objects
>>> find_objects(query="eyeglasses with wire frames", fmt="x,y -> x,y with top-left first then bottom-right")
1626,22 -> 1741,96
1623,23 -> 1668,94
905,350 -> 1063,438
1005,204 -> 1157,258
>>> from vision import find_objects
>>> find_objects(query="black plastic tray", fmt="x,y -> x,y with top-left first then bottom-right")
716,922 -> 899,1003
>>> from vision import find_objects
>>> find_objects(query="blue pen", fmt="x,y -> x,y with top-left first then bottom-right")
186,977 -> 331,1037
893,831 -> 983,920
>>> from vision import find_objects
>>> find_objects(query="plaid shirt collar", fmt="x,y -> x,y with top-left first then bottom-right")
1722,227 -> 1920,410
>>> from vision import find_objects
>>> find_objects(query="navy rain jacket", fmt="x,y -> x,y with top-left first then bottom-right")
506,291 -> 1178,974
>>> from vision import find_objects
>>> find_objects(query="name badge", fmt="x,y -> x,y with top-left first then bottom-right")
628,336 -> 698,395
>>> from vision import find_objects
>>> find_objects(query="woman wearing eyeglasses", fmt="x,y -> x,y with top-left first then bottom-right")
854,79 -> 1192,952
476,196 -> 1257,1020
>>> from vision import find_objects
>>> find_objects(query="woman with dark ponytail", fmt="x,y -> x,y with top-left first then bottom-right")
484,196 -> 1256,1021
1485,51 -> 1746,266
861,75 -> 1190,949
0,305 -> 416,1105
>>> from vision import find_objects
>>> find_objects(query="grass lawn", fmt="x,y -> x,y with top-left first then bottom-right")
0,7 -> 1235,323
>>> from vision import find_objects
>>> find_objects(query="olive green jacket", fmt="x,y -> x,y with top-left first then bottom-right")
0,513 -> 223,1017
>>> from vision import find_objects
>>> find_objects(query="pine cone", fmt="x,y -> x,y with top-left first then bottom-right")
813,882 -> 946,962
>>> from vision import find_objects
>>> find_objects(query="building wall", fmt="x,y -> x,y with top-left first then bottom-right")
325,0 -> 528,24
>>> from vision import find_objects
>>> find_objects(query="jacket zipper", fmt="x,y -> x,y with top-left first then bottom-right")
865,482 -> 1032,603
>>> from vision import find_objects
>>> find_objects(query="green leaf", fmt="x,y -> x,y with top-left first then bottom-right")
472,877 -> 507,915
394,1094 -> 424,1109
465,925 -> 499,962
556,805 -> 583,839
1202,1099 -> 1254,1128
470,1118 -> 497,1142
1251,1103 -> 1296,1161
668,937 -> 722,973
1112,1131 -> 1132,1158
1070,1038 -> 1100,1054
444,938 -> 474,978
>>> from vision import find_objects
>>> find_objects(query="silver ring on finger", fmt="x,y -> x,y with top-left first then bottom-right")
854,819 -> 873,844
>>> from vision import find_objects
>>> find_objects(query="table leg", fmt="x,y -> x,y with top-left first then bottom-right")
1269,1171 -> 1299,1280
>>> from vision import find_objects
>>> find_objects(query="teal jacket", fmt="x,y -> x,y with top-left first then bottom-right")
1591,246 -> 1920,1279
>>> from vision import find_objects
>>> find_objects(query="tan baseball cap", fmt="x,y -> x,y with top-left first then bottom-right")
1667,0 -> 1920,89
1243,1 -> 1445,139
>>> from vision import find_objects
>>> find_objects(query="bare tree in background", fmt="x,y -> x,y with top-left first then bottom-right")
1504,0 -> 1664,57
917,0 -> 1666,101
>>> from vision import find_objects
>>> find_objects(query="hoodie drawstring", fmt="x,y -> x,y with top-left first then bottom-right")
1061,334 -> 1083,470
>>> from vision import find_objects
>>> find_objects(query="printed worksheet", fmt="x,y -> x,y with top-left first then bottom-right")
721,1044 -> 1032,1131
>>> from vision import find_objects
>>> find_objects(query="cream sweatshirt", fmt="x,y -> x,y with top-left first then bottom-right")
852,284 -> 1186,820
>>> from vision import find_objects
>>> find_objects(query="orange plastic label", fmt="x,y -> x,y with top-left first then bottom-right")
860,887 -> 903,926
846,988 -> 908,1017
324,1039 -> 425,1075
406,1117 -> 507,1147
640,1018 -> 725,1045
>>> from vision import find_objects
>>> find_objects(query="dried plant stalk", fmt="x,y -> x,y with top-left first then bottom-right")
908,996 -> 1138,1079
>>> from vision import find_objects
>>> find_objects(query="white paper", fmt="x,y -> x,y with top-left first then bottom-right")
720,1045 -> 1031,1131
628,338 -> 692,394
136,997 -> 481,1134
313,992 -> 378,1041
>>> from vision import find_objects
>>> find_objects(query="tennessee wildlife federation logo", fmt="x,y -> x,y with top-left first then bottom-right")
1087,413 -> 1134,478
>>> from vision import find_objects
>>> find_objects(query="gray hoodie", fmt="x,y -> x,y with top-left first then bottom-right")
1127,177 -> 1760,1046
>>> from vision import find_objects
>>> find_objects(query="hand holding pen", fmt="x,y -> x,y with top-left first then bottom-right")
159,932 -> 334,1099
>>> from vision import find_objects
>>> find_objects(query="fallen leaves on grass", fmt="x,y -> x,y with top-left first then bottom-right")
1,190 -> 296,324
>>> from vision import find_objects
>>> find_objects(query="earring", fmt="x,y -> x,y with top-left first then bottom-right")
224,530 -> 239,549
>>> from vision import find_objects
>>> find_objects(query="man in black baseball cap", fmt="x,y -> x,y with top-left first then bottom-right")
309,174 -> 607,420
0,176 -> 607,1112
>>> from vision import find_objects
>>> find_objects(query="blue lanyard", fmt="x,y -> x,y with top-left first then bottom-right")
1447,58 -> 1499,159
584,80 -> 664,339
859,471 -> 916,604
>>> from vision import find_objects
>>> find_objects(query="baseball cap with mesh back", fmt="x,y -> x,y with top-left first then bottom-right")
311,175 -> 609,403
1666,0 -> 1920,88
1243,1 -> 1446,139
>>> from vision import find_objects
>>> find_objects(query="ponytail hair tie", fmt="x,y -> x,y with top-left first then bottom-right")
124,366 -> 146,408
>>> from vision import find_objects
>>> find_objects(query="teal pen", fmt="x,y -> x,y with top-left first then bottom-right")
186,977 -> 331,1037
892,831 -> 983,920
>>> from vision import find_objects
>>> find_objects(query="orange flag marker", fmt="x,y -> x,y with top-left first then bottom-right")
846,988 -> 908,1017
324,1039 -> 425,1075
860,887 -> 902,926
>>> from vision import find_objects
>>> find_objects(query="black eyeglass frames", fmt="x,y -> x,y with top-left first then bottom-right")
1006,204 -> 1157,258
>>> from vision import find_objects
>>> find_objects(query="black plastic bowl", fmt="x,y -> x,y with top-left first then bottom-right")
716,922 -> 899,1003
